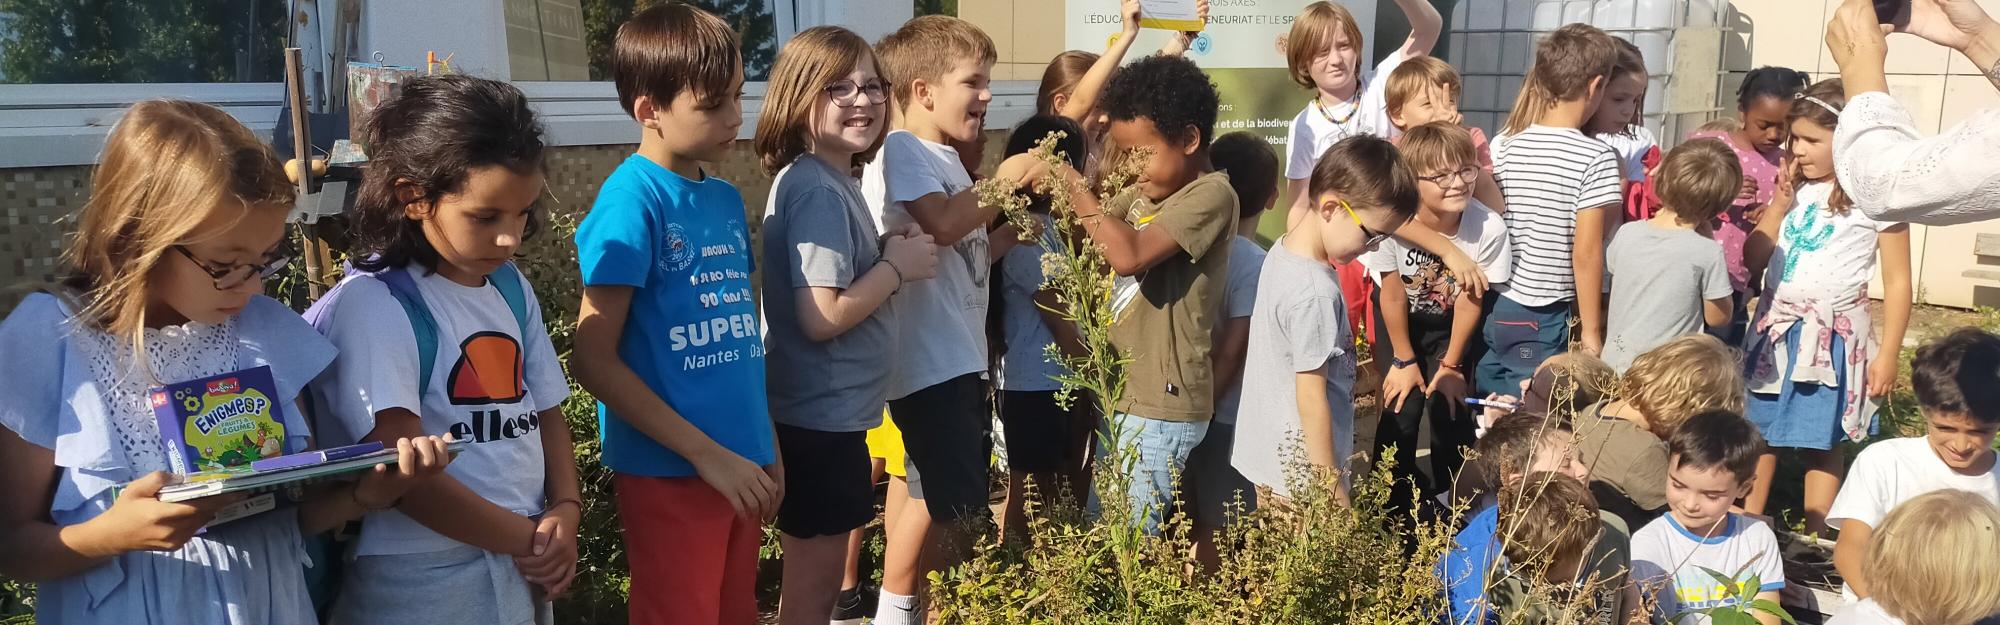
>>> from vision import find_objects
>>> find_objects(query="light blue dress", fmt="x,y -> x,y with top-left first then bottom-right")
0,292 -> 335,625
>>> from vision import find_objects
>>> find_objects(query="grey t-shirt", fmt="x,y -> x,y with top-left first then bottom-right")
1603,219 -> 1732,372
998,214 -> 1064,392
1230,241 -> 1354,498
1212,236 -> 1268,425
761,155 -> 893,432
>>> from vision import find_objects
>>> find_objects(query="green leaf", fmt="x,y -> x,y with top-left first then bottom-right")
1749,598 -> 1797,624
1709,610 -> 1760,625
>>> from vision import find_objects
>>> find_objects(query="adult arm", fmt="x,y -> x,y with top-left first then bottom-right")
1829,0 -> 2000,224
572,286 -> 779,520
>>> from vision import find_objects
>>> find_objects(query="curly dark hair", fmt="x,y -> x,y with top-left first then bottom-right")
1737,65 -> 1809,111
350,74 -> 547,273
1099,55 -> 1219,150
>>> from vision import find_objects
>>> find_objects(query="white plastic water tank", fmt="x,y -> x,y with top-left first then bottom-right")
1447,0 -> 1724,141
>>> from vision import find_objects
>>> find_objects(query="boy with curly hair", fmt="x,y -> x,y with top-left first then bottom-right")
1004,54 -> 1234,534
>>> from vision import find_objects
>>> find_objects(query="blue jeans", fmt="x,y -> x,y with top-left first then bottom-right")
1100,413 -> 1209,535
1475,294 -> 1572,398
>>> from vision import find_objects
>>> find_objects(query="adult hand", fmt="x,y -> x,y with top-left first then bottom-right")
1828,0 -> 1892,94
1898,0 -> 1998,52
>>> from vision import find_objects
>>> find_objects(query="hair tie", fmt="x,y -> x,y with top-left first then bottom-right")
1798,93 -> 1842,116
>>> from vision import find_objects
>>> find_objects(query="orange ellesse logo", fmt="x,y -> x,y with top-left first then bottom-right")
447,331 -> 526,405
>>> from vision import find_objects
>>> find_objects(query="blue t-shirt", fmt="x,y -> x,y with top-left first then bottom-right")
1439,503 -> 1502,625
574,154 -> 774,477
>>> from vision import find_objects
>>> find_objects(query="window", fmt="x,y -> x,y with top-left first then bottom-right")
914,0 -> 955,17
509,0 -> 777,81
0,0 -> 285,83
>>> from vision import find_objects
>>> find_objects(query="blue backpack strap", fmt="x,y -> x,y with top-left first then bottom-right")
488,261 -> 532,341
376,267 -> 441,392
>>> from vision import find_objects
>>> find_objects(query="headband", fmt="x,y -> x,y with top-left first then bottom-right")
1799,94 -> 1842,116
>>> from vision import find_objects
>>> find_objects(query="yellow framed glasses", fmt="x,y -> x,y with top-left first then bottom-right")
1339,198 -> 1392,247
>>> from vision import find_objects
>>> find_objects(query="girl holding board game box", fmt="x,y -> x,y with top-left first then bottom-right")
0,100 -> 450,625
307,74 -> 583,625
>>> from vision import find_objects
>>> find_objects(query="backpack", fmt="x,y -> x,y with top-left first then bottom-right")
303,261 -> 532,391
296,260 -> 532,616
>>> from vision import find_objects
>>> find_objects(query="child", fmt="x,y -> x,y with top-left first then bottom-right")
1592,38 -> 1657,210
1576,335 -> 1746,529
1690,67 -> 1809,303
1741,78 -> 1913,535
1281,0 -> 1455,348
0,100 -> 446,624
1035,0 -> 1196,171
1363,122 -> 1511,517
1630,410 -> 1785,625
1602,139 -> 1737,372
1229,136 -> 1419,503
1281,0 -> 1440,220
1005,54 -> 1235,534
862,15 -> 1002,620
1184,130 -> 1276,568
994,114 -> 1092,542
311,74 -> 579,625
1828,328 -> 2000,601
752,26 -> 941,625
1441,414 -> 1631,625
1828,490 -> 2000,625
1476,23 -> 1626,395
569,6 -> 771,624
1382,56 -> 1507,213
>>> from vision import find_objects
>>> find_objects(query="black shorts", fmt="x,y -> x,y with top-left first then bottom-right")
999,390 -> 1085,473
774,424 -> 875,538
888,373 -> 992,522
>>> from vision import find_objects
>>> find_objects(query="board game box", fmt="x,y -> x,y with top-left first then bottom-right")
149,366 -> 287,475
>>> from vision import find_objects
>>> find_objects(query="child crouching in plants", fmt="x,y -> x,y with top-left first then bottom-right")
309,75 -> 583,624
1630,410 -> 1786,625
0,99 -> 449,625
1230,136 -> 1420,505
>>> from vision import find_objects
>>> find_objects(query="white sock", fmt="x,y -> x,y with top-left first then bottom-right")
873,590 -> 918,625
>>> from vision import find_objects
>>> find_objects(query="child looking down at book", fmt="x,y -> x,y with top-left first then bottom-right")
0,100 -> 448,625
310,75 -> 582,624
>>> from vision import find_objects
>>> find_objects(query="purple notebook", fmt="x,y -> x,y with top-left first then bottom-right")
250,442 -> 387,472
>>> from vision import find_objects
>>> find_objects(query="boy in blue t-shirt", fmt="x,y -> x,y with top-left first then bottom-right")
569,5 -> 772,624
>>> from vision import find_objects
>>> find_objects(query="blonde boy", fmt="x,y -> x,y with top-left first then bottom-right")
1578,335 -> 1747,529
1383,56 -> 1507,211
862,16 -> 1003,624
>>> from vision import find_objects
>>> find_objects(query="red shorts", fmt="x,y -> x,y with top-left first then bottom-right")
615,473 -> 762,625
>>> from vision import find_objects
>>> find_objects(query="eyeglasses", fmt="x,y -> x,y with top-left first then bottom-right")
1338,198 -> 1393,248
1418,167 -> 1479,188
172,243 -> 291,290
824,80 -> 886,106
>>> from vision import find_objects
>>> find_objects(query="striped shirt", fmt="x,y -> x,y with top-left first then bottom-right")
1490,125 -> 1623,306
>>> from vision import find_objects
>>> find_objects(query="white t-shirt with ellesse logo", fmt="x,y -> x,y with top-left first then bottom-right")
313,265 -> 570,556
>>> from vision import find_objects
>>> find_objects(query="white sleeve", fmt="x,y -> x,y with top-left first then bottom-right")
1749,521 -> 1786,592
311,278 -> 423,446
1285,111 -> 1316,181
1359,244 -> 1397,276
881,133 -> 949,205
1826,445 -> 1890,530
521,281 -> 572,413
1475,209 -> 1512,285
1835,92 -> 2000,226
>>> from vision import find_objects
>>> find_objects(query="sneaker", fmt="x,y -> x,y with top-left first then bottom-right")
830,586 -> 871,625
